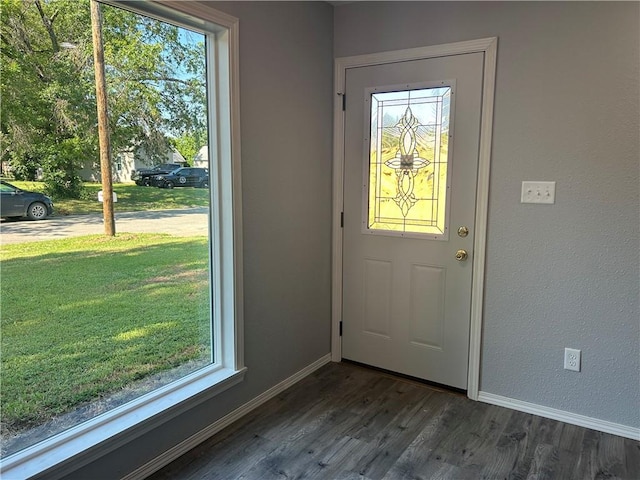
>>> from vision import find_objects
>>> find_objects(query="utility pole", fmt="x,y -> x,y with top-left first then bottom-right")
90,0 -> 115,236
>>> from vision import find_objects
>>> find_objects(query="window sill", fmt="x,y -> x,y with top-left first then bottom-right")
1,365 -> 247,480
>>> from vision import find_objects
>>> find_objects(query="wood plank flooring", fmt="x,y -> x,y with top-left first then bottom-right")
147,362 -> 640,480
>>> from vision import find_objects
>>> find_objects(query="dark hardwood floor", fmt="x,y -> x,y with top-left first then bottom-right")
147,362 -> 640,480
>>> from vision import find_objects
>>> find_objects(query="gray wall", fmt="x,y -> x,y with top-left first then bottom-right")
65,2 -> 334,478
334,1 -> 639,428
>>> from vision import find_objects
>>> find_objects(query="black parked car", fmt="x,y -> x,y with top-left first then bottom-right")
0,180 -> 54,220
153,167 -> 209,189
131,163 -> 183,186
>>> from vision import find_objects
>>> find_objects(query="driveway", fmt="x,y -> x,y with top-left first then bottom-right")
0,207 -> 209,244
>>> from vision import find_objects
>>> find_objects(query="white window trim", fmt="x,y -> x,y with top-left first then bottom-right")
0,2 -> 244,479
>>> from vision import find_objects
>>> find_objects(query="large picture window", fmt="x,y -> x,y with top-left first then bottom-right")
0,2 -> 242,478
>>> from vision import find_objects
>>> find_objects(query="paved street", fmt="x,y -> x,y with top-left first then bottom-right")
0,207 -> 209,244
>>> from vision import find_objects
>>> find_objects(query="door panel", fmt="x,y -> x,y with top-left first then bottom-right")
342,53 -> 484,389
362,258 -> 392,337
1,192 -> 22,217
409,263 -> 445,349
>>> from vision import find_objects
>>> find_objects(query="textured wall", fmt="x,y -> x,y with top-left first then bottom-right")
334,1 -> 639,428
210,0 -> 334,394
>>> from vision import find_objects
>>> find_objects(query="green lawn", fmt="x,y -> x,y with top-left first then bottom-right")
7,181 -> 210,216
0,234 -> 211,434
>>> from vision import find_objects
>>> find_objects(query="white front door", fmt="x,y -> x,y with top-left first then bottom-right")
342,53 -> 484,390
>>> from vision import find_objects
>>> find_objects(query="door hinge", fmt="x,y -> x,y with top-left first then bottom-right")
339,321 -> 343,336
339,93 -> 345,111
340,211 -> 344,228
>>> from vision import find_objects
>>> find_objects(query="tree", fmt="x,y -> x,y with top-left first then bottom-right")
0,0 -> 205,197
172,128 -> 207,165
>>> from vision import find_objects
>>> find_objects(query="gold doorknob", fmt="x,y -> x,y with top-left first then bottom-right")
455,249 -> 468,261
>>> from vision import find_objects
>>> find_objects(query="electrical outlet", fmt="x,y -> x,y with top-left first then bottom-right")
521,181 -> 556,204
564,348 -> 581,372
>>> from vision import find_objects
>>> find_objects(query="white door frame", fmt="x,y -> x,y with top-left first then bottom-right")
331,37 -> 497,401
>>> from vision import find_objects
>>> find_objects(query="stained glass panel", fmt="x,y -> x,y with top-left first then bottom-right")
367,87 -> 451,236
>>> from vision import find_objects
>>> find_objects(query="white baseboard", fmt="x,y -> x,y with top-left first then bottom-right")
123,354 -> 333,480
478,391 -> 640,441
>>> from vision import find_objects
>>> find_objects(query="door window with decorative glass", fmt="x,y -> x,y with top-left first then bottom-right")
365,85 -> 454,238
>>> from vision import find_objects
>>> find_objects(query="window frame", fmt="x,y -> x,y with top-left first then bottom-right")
0,2 -> 244,478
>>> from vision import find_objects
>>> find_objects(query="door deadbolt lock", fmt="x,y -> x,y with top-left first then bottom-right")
457,226 -> 469,237
455,249 -> 468,261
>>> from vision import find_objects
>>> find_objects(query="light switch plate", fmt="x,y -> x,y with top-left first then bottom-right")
521,181 -> 556,204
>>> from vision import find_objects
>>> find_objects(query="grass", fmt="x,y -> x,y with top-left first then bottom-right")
0,234 -> 211,434
7,181 -> 210,216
